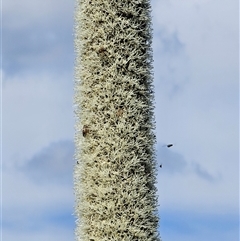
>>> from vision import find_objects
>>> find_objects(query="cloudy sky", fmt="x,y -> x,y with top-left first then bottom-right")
2,0 -> 239,240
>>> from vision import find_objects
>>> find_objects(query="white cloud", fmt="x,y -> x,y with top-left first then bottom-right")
23,140 -> 74,184
2,140 -> 75,241
3,224 -> 74,241
157,170 -> 238,215
2,167 -> 74,225
3,0 -> 74,77
3,72 -> 74,166
152,0 -> 238,218
3,0 -> 74,30
152,0 -> 238,86
2,141 -> 75,239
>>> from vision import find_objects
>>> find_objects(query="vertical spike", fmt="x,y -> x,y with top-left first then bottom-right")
74,1 -> 160,240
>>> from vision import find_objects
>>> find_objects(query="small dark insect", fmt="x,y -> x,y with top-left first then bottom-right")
98,46 -> 106,53
162,144 -> 174,148
159,164 -> 162,168
82,125 -> 89,137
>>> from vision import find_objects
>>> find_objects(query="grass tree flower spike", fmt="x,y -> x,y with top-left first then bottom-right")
74,0 -> 160,240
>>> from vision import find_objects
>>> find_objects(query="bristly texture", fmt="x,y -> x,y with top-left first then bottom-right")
74,0 -> 160,240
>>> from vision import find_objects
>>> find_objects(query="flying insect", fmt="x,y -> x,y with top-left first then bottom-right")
162,144 -> 174,148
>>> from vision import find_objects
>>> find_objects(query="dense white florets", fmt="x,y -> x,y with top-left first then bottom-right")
74,1 -> 159,240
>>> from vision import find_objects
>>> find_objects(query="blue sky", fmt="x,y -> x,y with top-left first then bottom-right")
2,0 -> 239,240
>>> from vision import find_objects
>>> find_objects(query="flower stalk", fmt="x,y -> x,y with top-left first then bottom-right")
74,1 -> 159,240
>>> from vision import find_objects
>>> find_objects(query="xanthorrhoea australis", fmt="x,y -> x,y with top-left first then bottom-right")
74,1 -> 160,240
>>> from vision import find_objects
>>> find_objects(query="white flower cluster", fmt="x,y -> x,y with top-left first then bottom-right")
74,1 -> 160,240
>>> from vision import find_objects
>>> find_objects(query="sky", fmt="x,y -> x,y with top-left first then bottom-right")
2,0 -> 239,240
